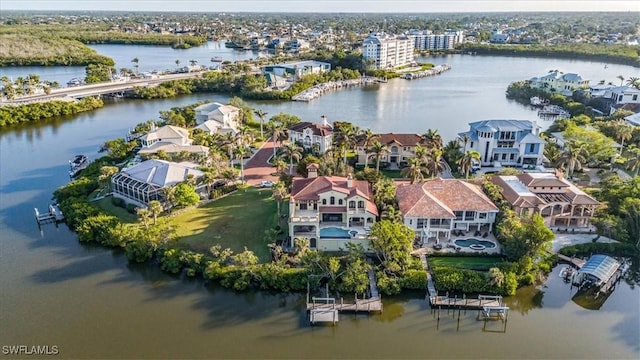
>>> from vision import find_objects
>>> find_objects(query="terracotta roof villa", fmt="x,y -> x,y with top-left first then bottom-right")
491,172 -> 600,228
288,116 -> 333,154
396,178 -> 499,243
288,164 -> 377,251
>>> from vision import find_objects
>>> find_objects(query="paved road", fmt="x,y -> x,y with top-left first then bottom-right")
243,137 -> 280,186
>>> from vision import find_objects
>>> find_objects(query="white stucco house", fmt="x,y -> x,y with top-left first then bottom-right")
194,102 -> 241,135
288,164 -> 378,252
396,178 -> 499,243
458,120 -> 545,167
288,116 -> 333,154
355,133 -> 427,167
138,124 -> 209,157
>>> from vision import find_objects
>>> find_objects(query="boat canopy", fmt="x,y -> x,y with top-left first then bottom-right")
577,254 -> 621,284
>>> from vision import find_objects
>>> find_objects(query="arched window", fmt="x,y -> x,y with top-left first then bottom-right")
349,201 -> 356,209
322,199 -> 327,205
330,196 -> 335,205
358,201 -> 364,208
338,199 -> 343,205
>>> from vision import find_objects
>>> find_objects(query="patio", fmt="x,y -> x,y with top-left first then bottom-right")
417,224 -> 501,255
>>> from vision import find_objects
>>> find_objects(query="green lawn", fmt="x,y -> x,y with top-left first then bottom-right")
93,196 -> 138,223
428,256 -> 503,271
171,187 -> 283,262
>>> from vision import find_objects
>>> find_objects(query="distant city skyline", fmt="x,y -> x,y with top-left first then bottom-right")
2,0 -> 639,13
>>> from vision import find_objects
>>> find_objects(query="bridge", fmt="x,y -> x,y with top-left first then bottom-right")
1,71 -> 206,105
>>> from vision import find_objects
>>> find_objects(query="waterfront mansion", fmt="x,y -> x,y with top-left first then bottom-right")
396,178 -> 499,244
458,120 -> 545,168
288,164 -> 378,251
288,116 -> 333,154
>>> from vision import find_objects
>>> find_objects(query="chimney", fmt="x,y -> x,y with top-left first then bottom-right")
321,114 -> 329,127
347,174 -> 353,188
307,163 -> 319,178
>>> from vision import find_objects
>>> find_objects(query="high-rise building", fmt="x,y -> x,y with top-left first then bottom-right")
362,32 -> 415,70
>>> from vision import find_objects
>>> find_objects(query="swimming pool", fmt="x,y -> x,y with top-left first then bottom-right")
320,227 -> 358,239
453,238 -> 496,249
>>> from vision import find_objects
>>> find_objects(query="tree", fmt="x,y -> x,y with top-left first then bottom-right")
401,157 -> 425,184
359,128 -> 379,168
175,59 -> 181,69
497,212 -> 554,261
234,145 -> 250,183
272,181 -> 288,217
136,207 -> 152,229
620,198 -> 640,248
626,146 -> 640,176
422,129 -> 443,150
281,142 -> 302,175
458,150 -> 481,179
254,109 -> 268,141
617,74 -> 625,86
173,183 -> 200,207
189,59 -> 198,67
269,122 -> 288,160
614,121 -> 633,156
459,133 -> 470,153
148,200 -> 163,224
626,76 -> 640,89
98,166 -> 119,190
370,141 -> 389,174
560,140 -> 588,177
131,57 -> 140,74
425,148 -> 445,178
369,220 -> 415,274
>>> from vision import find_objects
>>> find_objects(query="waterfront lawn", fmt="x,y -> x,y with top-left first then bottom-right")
93,196 -> 138,223
171,187 -> 280,262
428,256 -> 503,271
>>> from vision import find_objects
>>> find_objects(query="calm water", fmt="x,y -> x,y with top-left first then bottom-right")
0,49 -> 638,359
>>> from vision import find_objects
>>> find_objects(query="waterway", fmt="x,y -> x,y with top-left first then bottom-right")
0,49 -> 639,358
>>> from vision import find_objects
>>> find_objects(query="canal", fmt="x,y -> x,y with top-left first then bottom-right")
0,51 -> 638,358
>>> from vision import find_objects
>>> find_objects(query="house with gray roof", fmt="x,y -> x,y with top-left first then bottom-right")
529,71 -> 589,96
458,120 -> 545,167
194,102 -> 240,135
111,159 -> 204,207
138,124 -> 209,158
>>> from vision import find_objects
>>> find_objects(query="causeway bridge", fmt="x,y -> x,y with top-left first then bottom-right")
1,71 -> 206,105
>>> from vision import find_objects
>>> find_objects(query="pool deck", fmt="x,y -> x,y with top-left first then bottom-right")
419,233 -> 502,255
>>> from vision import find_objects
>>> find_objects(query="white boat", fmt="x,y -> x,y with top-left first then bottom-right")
69,155 -> 89,177
530,96 -> 549,107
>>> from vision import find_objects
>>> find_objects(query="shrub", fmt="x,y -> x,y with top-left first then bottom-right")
376,271 -> 401,295
160,248 -> 183,274
111,197 -> 126,208
126,203 -> 138,214
398,269 -> 428,290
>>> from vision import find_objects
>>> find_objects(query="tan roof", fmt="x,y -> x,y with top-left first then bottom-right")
140,125 -> 189,143
491,176 -> 543,208
138,143 -> 209,155
396,178 -> 498,218
492,174 -> 600,208
291,176 -> 378,216
517,173 -> 569,188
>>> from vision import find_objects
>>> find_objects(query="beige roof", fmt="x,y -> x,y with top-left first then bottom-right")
137,143 -> 209,155
140,125 -> 189,143
291,176 -> 378,216
517,173 -> 569,188
492,174 -> 600,207
396,178 -> 498,218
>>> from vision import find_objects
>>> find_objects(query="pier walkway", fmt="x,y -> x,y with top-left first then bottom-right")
291,77 -> 384,102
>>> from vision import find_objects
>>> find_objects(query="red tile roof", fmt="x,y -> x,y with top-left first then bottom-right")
396,178 -> 498,218
289,122 -> 333,137
357,133 -> 425,147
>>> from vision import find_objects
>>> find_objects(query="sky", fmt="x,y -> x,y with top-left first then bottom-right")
1,0 -> 639,13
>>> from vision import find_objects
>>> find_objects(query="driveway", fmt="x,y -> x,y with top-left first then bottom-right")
243,137 -> 279,186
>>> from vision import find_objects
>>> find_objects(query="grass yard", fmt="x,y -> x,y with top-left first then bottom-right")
171,187 -> 282,262
428,256 -> 504,271
93,196 -> 138,223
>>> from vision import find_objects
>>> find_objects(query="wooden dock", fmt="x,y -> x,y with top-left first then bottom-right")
34,204 -> 65,226
429,295 -> 503,309
555,253 -> 586,269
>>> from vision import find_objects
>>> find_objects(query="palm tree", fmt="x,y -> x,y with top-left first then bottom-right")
136,208 -> 152,229
148,200 -> 163,224
359,129 -> 379,168
270,122 -> 288,160
272,182 -> 288,218
614,121 -> 633,156
401,157 -> 425,184
189,59 -> 198,67
381,205 -> 403,223
617,74 -> 625,86
131,57 -> 140,74
458,150 -> 481,179
560,140 -> 588,178
626,76 -> 640,90
458,133 -> 470,153
425,148 -> 445,178
626,146 -> 640,176
175,59 -> 181,70
422,129 -> 443,150
370,141 -> 389,174
254,109 -> 267,141
162,185 -> 176,210
234,145 -> 250,183
217,132 -> 236,166
281,142 -> 302,175
273,156 -> 288,175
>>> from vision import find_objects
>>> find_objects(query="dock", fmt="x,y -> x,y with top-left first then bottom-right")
401,64 -> 451,80
430,294 -> 503,309
35,204 -> 65,226
556,253 -> 586,269
291,77 -> 384,102
306,268 -> 382,325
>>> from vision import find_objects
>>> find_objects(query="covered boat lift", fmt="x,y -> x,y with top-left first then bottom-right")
573,254 -> 621,288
